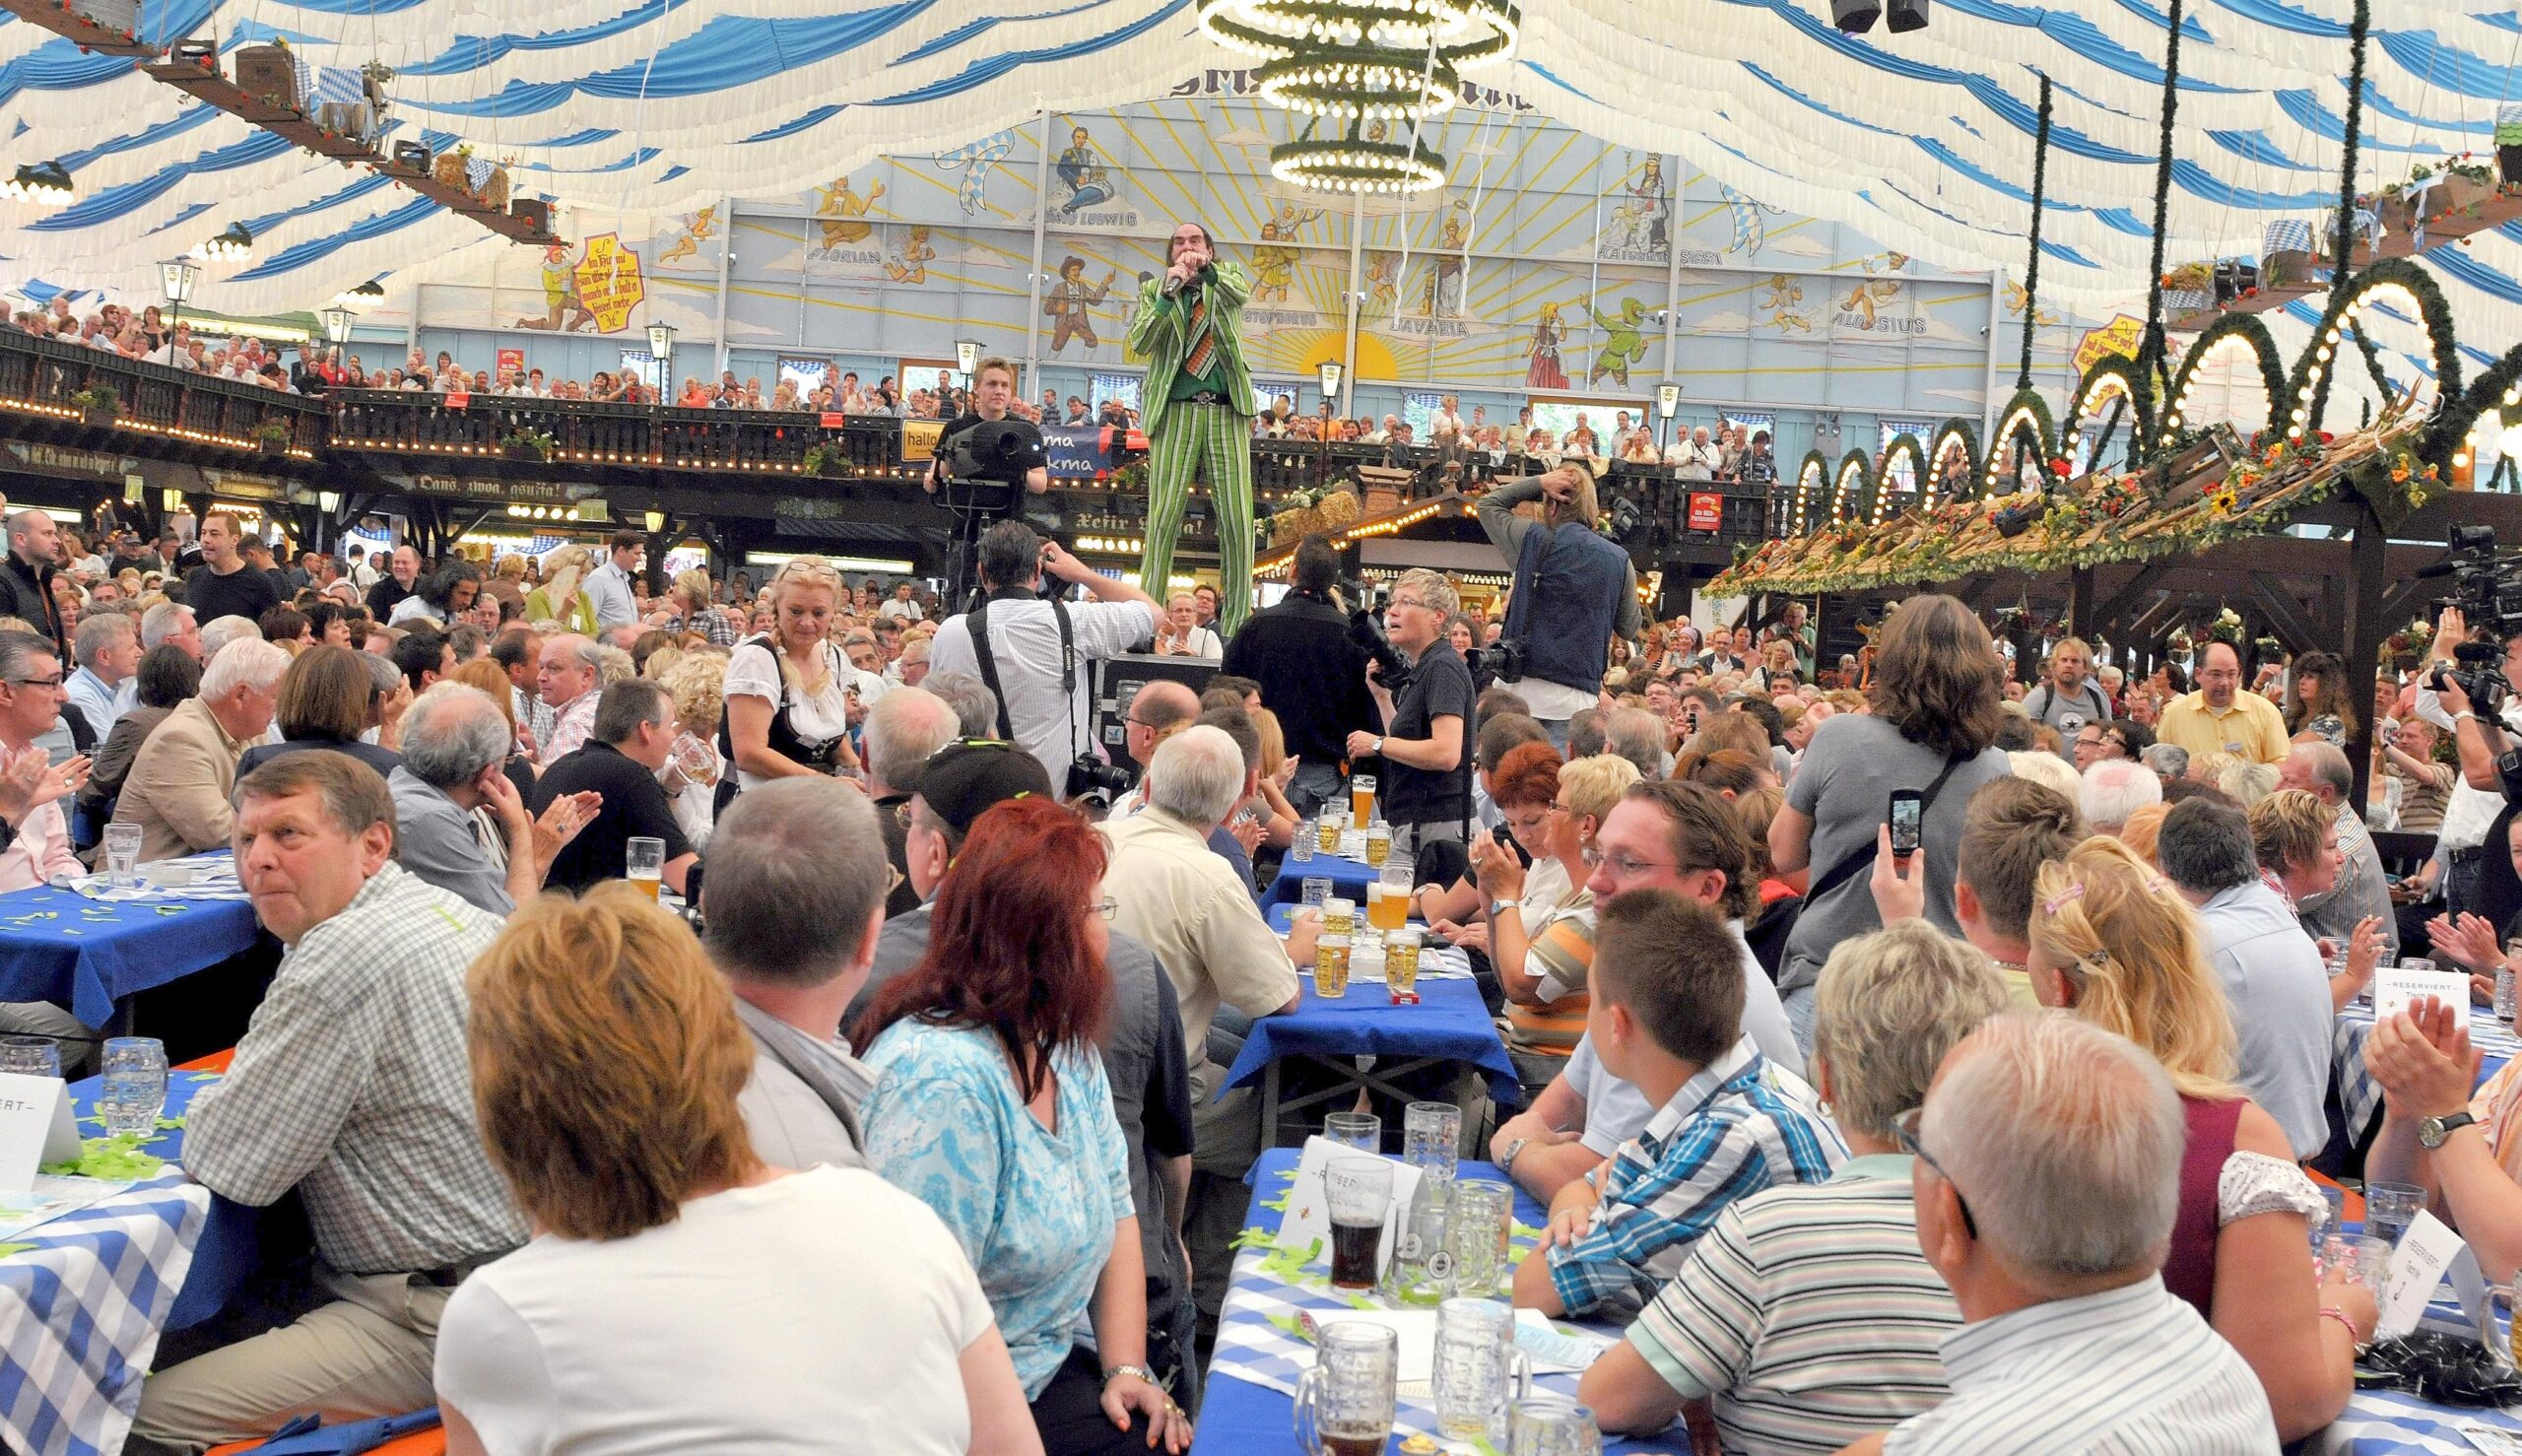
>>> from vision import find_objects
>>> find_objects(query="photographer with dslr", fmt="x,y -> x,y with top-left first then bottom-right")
1346,568 -> 1477,889
929,521 -> 1161,794
2409,606 -> 2522,945
1476,459 -> 1641,750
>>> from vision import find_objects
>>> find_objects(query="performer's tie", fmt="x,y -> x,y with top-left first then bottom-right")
1183,285 -> 1216,380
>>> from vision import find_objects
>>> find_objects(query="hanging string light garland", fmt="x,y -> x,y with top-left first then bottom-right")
1202,0 -> 1519,194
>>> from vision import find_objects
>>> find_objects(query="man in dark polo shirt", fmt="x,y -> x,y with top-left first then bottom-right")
181,510 -> 283,634
530,678 -> 696,896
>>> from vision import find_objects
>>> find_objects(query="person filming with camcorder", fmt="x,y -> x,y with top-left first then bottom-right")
1475,457 -> 1642,749
927,357 -> 1050,601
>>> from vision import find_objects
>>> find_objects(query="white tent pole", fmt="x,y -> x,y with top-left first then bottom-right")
712,192 -> 734,374
1982,263 -> 2007,441
1341,190 -> 1365,417
1025,103 -> 1053,386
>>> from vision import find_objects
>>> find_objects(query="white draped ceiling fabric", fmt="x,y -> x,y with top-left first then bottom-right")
8,0 -> 2522,391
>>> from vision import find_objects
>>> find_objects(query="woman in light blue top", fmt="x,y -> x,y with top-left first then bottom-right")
862,792 -> 1191,1456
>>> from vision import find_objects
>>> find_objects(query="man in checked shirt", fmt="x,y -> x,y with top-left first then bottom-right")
126,753 -> 524,1455
1510,890 -> 1844,1321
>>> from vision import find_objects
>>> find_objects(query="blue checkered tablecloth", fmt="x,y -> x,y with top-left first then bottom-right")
0,1170 -> 209,1456
2313,1292 -> 2522,1453
1197,1150 -> 1664,1454
2334,1003 -> 2520,1147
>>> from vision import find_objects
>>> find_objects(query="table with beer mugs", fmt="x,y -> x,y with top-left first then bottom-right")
1228,874 -> 1519,1148
1193,1143 -> 1657,1454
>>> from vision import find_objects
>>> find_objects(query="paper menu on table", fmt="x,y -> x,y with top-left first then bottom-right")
1514,1307 -> 1613,1373
0,1071 -> 81,1194
2375,1209 -> 2469,1341
0,1173 -> 130,1243
2372,967 -> 2473,1028
1276,1136 -> 1422,1284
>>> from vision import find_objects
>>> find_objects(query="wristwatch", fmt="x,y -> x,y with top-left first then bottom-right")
1371,735 -> 1385,756
1489,896 -> 1521,917
1100,1362 -> 1158,1388
1498,1136 -> 1529,1174
2420,1110 -> 2480,1150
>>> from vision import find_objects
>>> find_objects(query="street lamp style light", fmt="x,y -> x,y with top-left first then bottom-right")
956,339 -> 983,388
646,321 -> 675,373
319,306 -> 355,346
642,508 -> 666,534
1315,359 -> 1347,486
160,258 -> 198,366
1656,381 -> 1681,453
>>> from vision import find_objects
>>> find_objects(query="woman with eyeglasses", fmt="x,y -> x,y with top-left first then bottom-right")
1580,920 -> 2005,1448
860,797 -> 1189,1456
2024,836 -> 2369,1441
1471,748 -> 1640,1082
721,554 -> 861,804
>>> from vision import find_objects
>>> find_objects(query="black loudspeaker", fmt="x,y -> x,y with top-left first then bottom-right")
232,43 -> 300,105
1832,0 -> 1881,31
1887,0 -> 1929,32
392,141 -> 431,172
510,198 -> 553,232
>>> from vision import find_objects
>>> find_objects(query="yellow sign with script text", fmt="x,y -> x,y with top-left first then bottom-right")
572,233 -> 646,335
2072,315 -> 2147,378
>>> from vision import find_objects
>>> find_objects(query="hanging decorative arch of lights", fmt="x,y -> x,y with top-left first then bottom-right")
1198,0 -> 1519,193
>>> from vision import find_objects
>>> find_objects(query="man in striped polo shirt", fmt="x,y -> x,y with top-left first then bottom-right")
1510,890 -> 1844,1321
1869,1013 -> 2279,1454
1580,921 -> 2009,1451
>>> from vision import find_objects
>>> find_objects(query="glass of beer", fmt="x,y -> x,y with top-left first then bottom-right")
1294,1321 -> 1398,1456
627,836 -> 666,901
1351,773 -> 1376,830
1361,823 -> 1392,868
1322,897 -> 1356,938
1365,882 -> 1409,933
1324,1156 -> 1394,1290
1386,927 -> 1423,999
1317,811 -> 1345,854
1315,934 -> 1353,998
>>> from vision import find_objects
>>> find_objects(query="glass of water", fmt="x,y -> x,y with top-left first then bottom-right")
1444,1179 -> 1514,1297
1432,1296 -> 1531,1443
2364,1181 -> 2426,1246
1324,1110 -> 1381,1152
1508,1397 -> 1604,1456
1405,1100 -> 1462,1185
98,1036 -> 167,1138
1301,877 -> 1334,910
0,1034 -> 59,1078
103,822 -> 142,890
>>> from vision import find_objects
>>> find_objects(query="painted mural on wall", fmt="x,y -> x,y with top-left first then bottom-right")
401,80 -> 2137,423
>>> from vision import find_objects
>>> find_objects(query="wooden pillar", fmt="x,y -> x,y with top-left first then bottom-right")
2066,564 -> 2095,641
2343,498 -> 2387,811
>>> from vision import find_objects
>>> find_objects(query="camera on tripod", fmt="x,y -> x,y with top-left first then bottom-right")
942,420 -> 1047,489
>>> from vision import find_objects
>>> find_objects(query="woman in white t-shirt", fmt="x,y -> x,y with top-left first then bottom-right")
722,556 -> 860,794
436,886 -> 1039,1456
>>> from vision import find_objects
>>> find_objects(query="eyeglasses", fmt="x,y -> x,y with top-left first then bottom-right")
1594,850 -> 1678,880
1892,1107 -> 1978,1238
1388,596 -> 1432,613
7,676 -> 62,690
1089,896 -> 1117,921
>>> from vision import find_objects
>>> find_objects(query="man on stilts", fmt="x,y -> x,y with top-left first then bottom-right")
1128,222 -> 1255,635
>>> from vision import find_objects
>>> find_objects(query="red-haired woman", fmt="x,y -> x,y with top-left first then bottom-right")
860,797 -> 1190,1456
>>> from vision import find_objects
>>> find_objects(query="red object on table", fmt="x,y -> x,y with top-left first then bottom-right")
173,1047 -> 234,1074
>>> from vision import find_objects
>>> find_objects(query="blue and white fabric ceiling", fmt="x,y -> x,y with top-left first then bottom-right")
8,0 -> 2522,345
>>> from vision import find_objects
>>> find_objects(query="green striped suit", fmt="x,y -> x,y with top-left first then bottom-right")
1126,260 -> 1255,633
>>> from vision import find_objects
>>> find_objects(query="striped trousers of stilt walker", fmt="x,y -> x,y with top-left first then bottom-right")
1138,401 -> 1254,634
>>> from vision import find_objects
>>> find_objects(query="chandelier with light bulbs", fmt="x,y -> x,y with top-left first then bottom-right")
1199,0 -> 1519,193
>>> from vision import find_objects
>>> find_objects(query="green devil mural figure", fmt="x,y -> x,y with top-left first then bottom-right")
1589,297 -> 1651,385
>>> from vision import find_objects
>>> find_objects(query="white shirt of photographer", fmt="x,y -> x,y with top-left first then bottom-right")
2412,683 -> 2522,853
928,595 -> 1161,790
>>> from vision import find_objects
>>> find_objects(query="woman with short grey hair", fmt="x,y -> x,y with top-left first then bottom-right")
1581,920 -> 2007,1448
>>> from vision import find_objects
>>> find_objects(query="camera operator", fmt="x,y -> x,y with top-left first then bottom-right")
926,356 -> 1047,503
2407,607 -> 2522,949
927,520 -> 1161,792
1476,459 -> 1641,750
1346,568 -> 1476,889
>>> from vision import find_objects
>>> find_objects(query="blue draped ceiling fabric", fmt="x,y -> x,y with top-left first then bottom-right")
6,0 -> 2522,391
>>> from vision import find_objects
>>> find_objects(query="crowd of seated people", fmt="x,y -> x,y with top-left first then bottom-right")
0,424 -> 2509,1456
